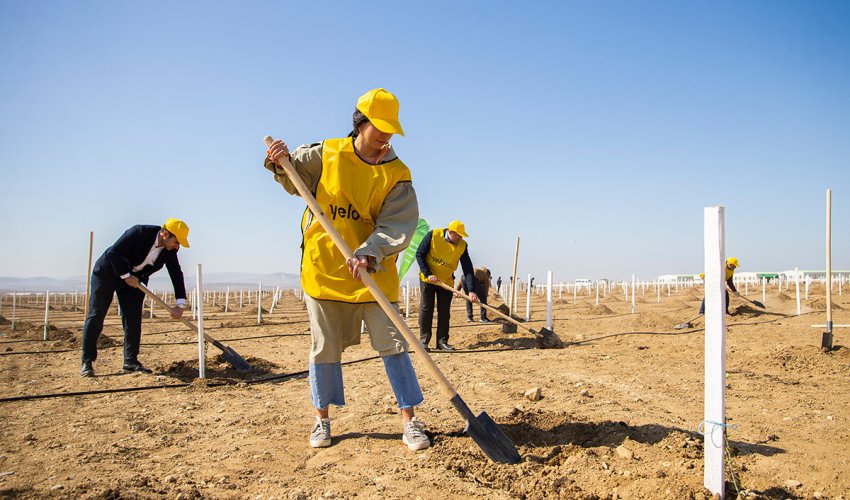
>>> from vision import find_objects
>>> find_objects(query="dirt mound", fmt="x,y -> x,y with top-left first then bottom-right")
628,312 -> 678,329
161,355 -> 280,382
806,298 -> 844,311
729,304 -> 764,318
578,304 -> 615,316
422,408 -> 705,498
777,292 -> 794,301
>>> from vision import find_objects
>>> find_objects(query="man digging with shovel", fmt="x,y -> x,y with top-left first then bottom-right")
80,219 -> 190,377
264,88 -> 430,452
675,257 -> 764,329
416,220 -> 478,351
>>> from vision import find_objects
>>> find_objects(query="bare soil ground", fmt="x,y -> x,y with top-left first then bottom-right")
1,283 -> 848,499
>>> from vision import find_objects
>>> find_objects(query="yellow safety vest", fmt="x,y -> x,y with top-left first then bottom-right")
419,228 -> 467,284
300,137 -> 411,302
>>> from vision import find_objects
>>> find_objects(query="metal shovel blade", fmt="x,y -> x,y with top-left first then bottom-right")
211,340 -> 252,371
533,327 -> 564,349
751,300 -> 766,309
451,394 -> 521,464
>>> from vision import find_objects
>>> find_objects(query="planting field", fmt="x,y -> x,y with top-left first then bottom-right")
0,284 -> 848,499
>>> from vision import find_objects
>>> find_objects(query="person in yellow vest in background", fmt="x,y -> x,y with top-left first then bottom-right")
675,257 -> 740,329
264,88 -> 430,452
416,220 -> 478,351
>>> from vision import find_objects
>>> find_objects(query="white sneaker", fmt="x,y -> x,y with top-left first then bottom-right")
402,417 -> 431,451
309,417 -> 331,448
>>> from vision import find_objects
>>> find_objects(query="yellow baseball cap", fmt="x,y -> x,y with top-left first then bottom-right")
163,218 -> 190,248
447,220 -> 468,237
356,88 -> 405,136
699,273 -> 705,279
726,257 -> 739,268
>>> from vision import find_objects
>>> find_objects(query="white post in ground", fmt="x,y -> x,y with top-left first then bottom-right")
546,271 -> 553,330
703,206 -> 727,498
196,264 -> 206,379
149,293 -> 154,318
631,275 -> 636,314
805,275 -> 810,301
595,282 -> 599,305
239,289 -> 244,308
762,277 -> 767,307
657,280 -> 661,304
257,282 -> 263,324
744,280 -> 748,296
11,292 -> 16,332
525,273 -> 531,321
404,282 -> 411,319
225,286 -> 230,313
795,267 -> 801,316
43,290 -> 50,340
839,274 -> 843,296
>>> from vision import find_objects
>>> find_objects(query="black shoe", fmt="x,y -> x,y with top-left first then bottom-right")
479,318 -> 491,323
122,361 -> 153,374
80,361 -> 94,378
467,318 -> 475,322
437,342 -> 455,351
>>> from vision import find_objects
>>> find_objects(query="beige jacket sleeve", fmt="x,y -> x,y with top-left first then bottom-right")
263,142 -> 324,195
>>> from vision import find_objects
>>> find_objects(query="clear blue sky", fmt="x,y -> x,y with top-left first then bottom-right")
1,0 -> 848,283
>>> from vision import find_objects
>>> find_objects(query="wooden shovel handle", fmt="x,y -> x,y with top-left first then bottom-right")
433,280 -> 528,331
264,136 -> 456,400
136,283 -> 216,344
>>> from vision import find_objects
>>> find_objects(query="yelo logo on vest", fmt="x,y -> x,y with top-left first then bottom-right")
329,203 -> 361,221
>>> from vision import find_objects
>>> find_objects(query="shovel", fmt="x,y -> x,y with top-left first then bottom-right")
136,283 -> 251,371
264,135 -> 521,464
434,281 -> 563,349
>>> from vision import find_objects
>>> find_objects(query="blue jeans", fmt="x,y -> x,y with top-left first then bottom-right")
310,352 -> 424,409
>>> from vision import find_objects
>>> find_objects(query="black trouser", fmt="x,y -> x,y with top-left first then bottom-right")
461,281 -> 489,320
418,281 -> 453,346
81,272 -> 146,364
699,290 -> 730,315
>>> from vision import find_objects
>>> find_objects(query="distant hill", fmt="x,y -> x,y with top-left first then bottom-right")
0,272 -> 300,292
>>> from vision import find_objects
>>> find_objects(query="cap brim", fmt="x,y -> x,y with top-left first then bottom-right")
369,118 -> 405,137
177,237 -> 190,248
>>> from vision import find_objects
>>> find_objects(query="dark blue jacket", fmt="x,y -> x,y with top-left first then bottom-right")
93,224 -> 187,299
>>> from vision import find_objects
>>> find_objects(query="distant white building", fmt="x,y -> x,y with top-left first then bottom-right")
657,274 -> 696,284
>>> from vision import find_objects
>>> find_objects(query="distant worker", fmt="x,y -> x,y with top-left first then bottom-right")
80,219 -> 190,377
675,257 -> 740,329
456,266 -> 492,322
416,220 -> 477,351
496,276 -> 502,293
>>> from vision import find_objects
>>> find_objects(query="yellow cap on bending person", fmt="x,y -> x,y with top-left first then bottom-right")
447,220 -> 468,237
726,257 -> 739,268
356,88 -> 405,136
163,218 -> 190,248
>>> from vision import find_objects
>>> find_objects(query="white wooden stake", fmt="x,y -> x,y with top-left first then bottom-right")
196,264 -> 206,379
225,286 -> 230,313
149,293 -> 154,318
795,267 -> 801,316
546,271 -> 553,330
525,273 -> 531,322
404,282 -> 410,319
43,290 -> 50,341
631,274 -> 636,314
239,289 -> 244,308
657,280 -> 661,304
762,277 -> 766,307
805,276 -> 810,301
703,206 -> 726,497
257,282 -> 263,324
595,282 -> 599,305
11,292 -> 16,332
